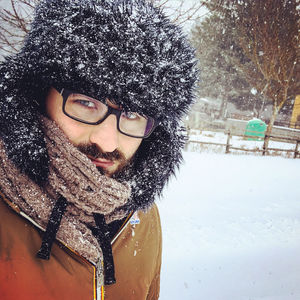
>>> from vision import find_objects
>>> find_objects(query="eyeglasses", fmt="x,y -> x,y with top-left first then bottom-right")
58,88 -> 156,138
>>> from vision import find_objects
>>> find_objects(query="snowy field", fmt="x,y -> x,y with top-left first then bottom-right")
158,151 -> 300,300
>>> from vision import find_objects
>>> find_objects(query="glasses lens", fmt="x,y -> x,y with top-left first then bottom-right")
63,90 -> 155,138
65,93 -> 107,123
119,112 -> 155,138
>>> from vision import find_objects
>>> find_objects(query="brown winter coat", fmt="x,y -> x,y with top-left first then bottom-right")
0,192 -> 162,300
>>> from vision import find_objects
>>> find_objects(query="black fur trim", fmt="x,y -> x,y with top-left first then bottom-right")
0,0 -> 198,211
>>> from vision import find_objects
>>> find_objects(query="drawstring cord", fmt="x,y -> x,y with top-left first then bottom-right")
36,196 -> 116,285
92,213 -> 116,285
36,195 -> 68,260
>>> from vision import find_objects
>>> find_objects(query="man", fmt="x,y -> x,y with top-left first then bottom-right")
0,0 -> 197,299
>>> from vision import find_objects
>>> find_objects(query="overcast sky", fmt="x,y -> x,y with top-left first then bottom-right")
163,0 -> 208,32
0,0 -> 208,32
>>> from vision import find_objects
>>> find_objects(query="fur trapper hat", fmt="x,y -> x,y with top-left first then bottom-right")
0,0 -> 198,211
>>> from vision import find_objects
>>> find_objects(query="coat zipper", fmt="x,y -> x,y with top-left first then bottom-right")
98,212 -> 134,298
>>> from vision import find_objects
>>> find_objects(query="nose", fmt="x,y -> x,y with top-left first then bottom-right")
89,115 -> 119,153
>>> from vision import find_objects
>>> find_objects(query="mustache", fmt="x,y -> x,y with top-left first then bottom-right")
76,143 -> 125,161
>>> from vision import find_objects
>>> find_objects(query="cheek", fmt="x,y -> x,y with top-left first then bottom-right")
119,136 -> 142,160
57,120 -> 91,144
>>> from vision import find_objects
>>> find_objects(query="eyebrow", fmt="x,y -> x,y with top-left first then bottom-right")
105,99 -> 122,110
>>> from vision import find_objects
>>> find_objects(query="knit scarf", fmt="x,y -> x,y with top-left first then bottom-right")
0,116 -> 131,267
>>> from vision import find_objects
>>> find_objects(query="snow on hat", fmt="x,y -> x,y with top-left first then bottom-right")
0,0 -> 198,211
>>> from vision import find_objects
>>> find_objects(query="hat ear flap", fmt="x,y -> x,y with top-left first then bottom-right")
116,124 -> 186,211
0,68 -> 49,185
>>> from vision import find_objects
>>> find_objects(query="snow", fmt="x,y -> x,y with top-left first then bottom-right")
158,152 -> 300,300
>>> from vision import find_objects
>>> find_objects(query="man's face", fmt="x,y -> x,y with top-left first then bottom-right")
45,88 -> 142,176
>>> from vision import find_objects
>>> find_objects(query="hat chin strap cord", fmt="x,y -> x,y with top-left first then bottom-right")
36,195 -> 67,260
36,195 -> 116,285
92,213 -> 116,285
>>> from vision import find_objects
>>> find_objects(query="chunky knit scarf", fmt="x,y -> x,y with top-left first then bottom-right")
0,116 -> 131,279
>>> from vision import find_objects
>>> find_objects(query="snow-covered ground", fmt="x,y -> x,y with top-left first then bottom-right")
158,152 -> 300,300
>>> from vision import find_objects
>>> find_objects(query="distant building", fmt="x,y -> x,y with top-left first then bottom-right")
290,95 -> 300,129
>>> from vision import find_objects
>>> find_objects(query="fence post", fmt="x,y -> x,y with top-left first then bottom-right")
294,140 -> 299,159
184,140 -> 189,151
225,131 -> 231,154
184,126 -> 191,151
262,134 -> 268,156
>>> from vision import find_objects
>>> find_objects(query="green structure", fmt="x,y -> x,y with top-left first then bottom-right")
244,119 -> 267,140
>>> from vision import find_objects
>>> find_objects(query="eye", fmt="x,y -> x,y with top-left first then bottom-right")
122,112 -> 140,120
74,99 -> 96,108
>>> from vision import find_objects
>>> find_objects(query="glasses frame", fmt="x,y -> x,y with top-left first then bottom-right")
58,88 -> 157,139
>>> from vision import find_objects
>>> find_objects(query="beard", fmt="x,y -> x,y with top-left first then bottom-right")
76,143 -> 130,176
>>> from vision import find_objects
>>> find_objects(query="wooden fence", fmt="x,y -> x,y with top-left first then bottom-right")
187,131 -> 300,159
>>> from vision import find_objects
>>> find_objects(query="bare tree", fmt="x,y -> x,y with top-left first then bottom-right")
191,12 -> 269,120
0,0 -> 37,55
151,0 -> 205,25
0,0 -> 205,56
234,0 -> 299,151
203,0 -> 299,150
